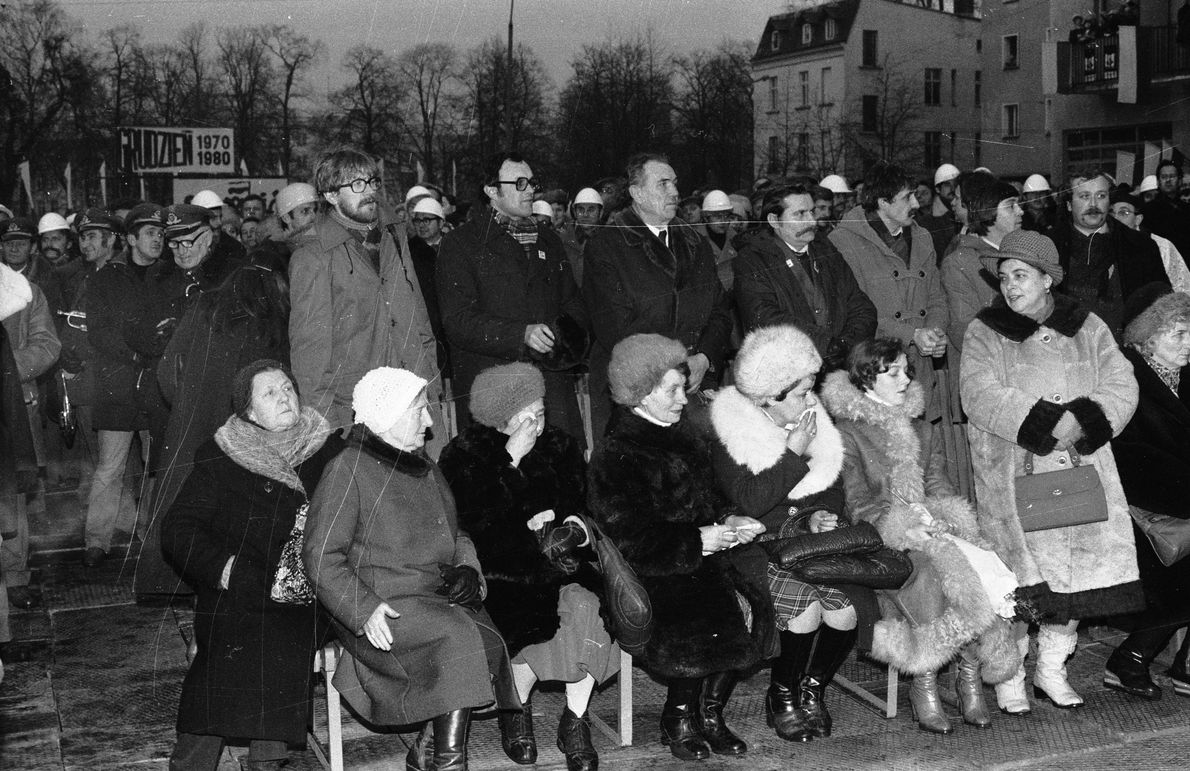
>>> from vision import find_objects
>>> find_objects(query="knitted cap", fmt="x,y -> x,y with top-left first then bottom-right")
734,325 -> 822,401
353,367 -> 428,434
980,229 -> 1064,285
1123,283 -> 1190,349
469,363 -> 546,428
231,359 -> 294,420
608,334 -> 688,406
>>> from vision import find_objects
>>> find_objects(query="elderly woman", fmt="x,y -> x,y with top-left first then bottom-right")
961,229 -> 1142,713
1104,285 -> 1190,700
708,325 -> 864,743
439,363 -> 617,771
588,334 -> 774,762
822,339 -> 1017,734
161,359 -> 337,771
303,367 -> 519,771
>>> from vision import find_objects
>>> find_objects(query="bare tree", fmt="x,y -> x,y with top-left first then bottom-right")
102,24 -> 141,128
215,27 -> 277,173
397,42 -> 459,183
671,41 -> 753,191
261,25 -> 323,177
177,22 -> 212,124
844,54 -> 923,173
329,44 -> 405,159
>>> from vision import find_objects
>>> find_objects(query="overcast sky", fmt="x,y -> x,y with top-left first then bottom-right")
71,0 -> 787,93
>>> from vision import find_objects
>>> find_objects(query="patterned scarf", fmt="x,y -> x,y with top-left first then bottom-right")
214,406 -> 333,494
1142,352 -> 1181,394
492,207 -> 539,249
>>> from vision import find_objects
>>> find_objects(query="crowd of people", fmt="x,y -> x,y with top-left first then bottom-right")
3,144 -> 1190,770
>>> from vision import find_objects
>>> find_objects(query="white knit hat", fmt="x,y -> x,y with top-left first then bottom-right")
733,325 -> 822,401
352,367 -> 428,434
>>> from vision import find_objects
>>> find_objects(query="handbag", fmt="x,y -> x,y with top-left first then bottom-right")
270,503 -> 315,605
770,520 -> 883,568
578,513 -> 652,656
771,521 -> 913,590
1015,450 -> 1108,532
1129,505 -> 1190,567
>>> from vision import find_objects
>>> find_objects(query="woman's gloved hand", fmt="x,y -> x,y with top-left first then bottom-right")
437,564 -> 483,610
542,520 -> 589,574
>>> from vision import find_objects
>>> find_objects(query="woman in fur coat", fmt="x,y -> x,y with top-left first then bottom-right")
822,338 -> 1018,735
439,363 -> 617,771
709,325 -> 865,744
588,334 -> 774,763
961,229 -> 1142,714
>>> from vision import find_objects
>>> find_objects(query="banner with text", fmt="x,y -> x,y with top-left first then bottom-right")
120,126 -> 235,174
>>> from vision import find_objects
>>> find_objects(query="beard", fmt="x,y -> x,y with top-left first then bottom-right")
339,195 -> 379,224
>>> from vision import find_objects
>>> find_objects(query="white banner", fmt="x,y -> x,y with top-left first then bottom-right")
119,126 -> 235,174
171,177 -> 290,212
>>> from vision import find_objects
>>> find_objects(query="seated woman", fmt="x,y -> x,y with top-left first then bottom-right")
439,363 -> 618,771
822,339 -> 1018,734
587,334 -> 774,762
303,367 -> 519,771
162,359 -> 338,771
708,325 -> 864,743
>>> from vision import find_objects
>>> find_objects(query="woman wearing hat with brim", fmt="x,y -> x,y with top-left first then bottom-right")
961,229 -> 1143,714
587,334 -> 775,762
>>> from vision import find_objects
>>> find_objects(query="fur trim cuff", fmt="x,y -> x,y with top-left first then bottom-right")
1015,399 -> 1064,456
1066,397 -> 1113,454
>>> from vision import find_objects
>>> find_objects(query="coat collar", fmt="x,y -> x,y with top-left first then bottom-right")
1122,346 -> 1190,430
314,203 -> 402,252
351,425 -> 432,477
709,386 -> 843,499
605,405 -> 696,453
974,293 -> 1089,342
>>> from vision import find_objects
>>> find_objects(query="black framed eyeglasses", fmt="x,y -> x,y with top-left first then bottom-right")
412,217 -> 440,225
339,177 -> 382,194
168,237 -> 199,250
497,177 -> 541,192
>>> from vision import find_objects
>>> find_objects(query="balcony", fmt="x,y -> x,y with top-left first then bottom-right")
1066,34 -> 1121,92
1147,25 -> 1190,81
1055,26 -> 1190,98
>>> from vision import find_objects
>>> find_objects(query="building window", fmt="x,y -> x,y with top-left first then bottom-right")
976,39 -> 982,53
974,131 -> 982,166
797,132 -> 810,168
974,71 -> 982,106
862,30 -> 878,67
800,70 -> 809,107
950,69 -> 957,106
771,29 -> 781,52
1002,103 -> 1020,138
767,136 -> 781,173
769,76 -> 779,112
924,131 -> 943,170
1002,35 -> 1019,69
924,68 -> 942,106
820,67 -> 831,104
802,24 -> 813,45
825,18 -> 837,39
862,95 -> 879,132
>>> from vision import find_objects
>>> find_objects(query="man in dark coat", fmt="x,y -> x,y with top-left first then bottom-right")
734,183 -> 877,371
583,152 -> 734,442
408,196 -> 452,381
1140,160 -> 1190,270
437,151 -> 587,442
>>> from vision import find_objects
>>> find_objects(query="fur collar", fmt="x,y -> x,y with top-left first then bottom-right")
820,370 -> 926,503
351,425 -> 432,477
709,386 -> 843,500
605,406 -> 698,455
974,293 -> 1089,342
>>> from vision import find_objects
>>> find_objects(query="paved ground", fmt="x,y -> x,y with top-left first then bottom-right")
4,484 -> 1190,770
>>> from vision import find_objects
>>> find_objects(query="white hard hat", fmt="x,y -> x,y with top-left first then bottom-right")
1135,175 -> 1158,195
1022,174 -> 1051,194
412,197 -> 445,219
700,190 -> 733,212
973,166 -> 993,174
275,182 -> 317,218
934,163 -> 961,186
819,174 -> 852,194
573,187 -> 603,206
404,185 -> 432,202
0,205 -> 13,220
65,212 -> 77,228
37,213 -> 69,234
191,190 -> 224,210
531,200 -> 553,217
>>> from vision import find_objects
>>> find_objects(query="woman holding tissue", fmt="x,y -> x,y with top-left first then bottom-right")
440,363 -> 617,771
588,334 -> 775,763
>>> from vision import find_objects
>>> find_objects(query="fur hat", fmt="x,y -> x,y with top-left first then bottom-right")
231,359 -> 295,420
353,367 -> 428,434
734,325 -> 822,401
1123,283 -> 1190,349
469,363 -> 545,428
608,334 -> 688,406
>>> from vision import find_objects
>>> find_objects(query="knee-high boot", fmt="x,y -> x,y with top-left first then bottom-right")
697,670 -> 747,756
994,622 -> 1031,716
430,708 -> 471,771
801,625 -> 857,738
660,677 -> 710,761
956,643 -> 992,727
767,630 -> 815,742
1034,622 -> 1083,708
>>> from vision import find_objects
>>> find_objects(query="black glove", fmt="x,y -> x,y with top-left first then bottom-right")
542,520 -> 587,574
437,564 -> 483,611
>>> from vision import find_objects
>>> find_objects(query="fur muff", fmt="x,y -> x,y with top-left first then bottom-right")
588,408 -> 774,678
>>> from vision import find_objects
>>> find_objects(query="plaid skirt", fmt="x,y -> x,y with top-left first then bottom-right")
767,563 -> 851,627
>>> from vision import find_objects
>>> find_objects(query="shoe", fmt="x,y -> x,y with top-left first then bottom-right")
497,702 -> 537,764
1033,624 -> 1084,709
956,644 -> 993,727
696,671 -> 746,755
660,678 -> 711,761
767,630 -> 815,742
557,707 -> 598,771
430,708 -> 470,771
1104,646 -> 1161,701
6,585 -> 41,610
82,547 -> 107,568
909,671 -> 953,735
1167,633 -> 1190,697
802,625 -> 857,738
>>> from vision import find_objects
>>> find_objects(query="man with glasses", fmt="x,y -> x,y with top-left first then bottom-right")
1110,191 -> 1190,293
1141,160 -> 1190,273
289,145 -> 440,439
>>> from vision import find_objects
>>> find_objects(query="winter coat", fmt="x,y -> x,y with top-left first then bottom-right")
1140,196 -> 1190,270
558,222 -> 588,287
961,294 -> 1144,620
587,407 -> 774,678
436,207 -> 586,439
733,230 -> 877,367
51,259 -> 100,405
940,233 -> 1001,354
1,269 -> 37,496
439,423 -> 602,655
408,235 -> 451,379
304,428 -> 515,725
0,282 -> 60,402
289,208 -> 439,432
829,206 -> 949,419
161,436 -> 338,744
1111,347 -> 1190,610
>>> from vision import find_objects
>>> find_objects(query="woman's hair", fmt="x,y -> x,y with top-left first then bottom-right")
206,251 -> 290,352
1123,290 -> 1190,353
963,175 -> 1018,236
230,359 -> 298,421
847,337 -> 915,391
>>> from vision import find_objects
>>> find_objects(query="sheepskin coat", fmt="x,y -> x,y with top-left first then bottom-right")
821,372 -> 1016,680
587,407 -> 775,678
961,295 -> 1143,620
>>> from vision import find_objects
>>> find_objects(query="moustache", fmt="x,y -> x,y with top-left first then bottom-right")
798,226 -> 817,236
1084,208 -> 1102,216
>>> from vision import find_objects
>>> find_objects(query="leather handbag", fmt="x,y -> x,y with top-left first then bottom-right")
771,521 -> 884,569
1129,505 -> 1190,567
270,504 -> 315,605
791,549 -> 913,589
578,514 -> 652,656
1015,451 -> 1108,532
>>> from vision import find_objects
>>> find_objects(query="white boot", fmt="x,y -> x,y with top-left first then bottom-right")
1033,622 -> 1084,708
995,623 -> 1031,715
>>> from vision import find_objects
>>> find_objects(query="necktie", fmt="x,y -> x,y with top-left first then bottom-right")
659,229 -> 668,248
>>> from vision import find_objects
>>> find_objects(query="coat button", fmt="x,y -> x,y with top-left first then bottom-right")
1041,334 -> 1051,343
919,309 -> 926,316
894,311 -> 902,319
893,270 -> 900,278
1053,393 -> 1062,401
1058,457 -> 1067,465
919,270 -> 925,277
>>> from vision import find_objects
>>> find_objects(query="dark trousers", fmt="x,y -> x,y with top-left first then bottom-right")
169,732 -> 287,771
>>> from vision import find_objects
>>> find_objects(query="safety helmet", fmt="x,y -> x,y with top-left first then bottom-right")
573,188 -> 603,206
934,163 -> 961,187
819,174 -> 852,194
411,197 -> 445,219
1135,175 -> 1158,195
191,190 -> 224,210
700,190 -> 733,212
1022,174 -> 1051,194
404,185 -> 432,202
37,213 -> 70,234
275,183 -> 318,218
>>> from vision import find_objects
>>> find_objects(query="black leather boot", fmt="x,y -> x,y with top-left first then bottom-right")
557,706 -> 598,771
697,671 -> 747,756
801,625 -> 857,738
767,630 -> 815,742
660,677 -> 710,761
497,701 -> 537,764
1168,632 -> 1190,697
405,721 -> 432,771
1105,623 -> 1174,701
430,708 -> 471,771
